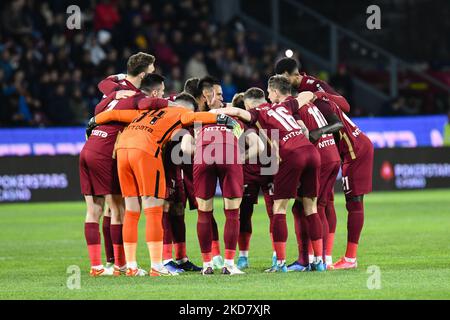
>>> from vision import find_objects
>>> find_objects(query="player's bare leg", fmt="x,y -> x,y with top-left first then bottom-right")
105,194 -> 126,275
141,196 -> 177,276
84,195 -> 112,276
122,197 -> 146,276
265,199 -> 289,273
221,197 -> 244,275
196,197 -> 215,274
302,196 -> 325,271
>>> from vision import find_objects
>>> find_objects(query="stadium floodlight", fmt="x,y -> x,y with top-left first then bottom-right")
285,49 -> 294,58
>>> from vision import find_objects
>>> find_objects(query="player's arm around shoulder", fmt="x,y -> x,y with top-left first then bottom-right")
180,110 -> 214,126
296,91 -> 315,109
180,132 -> 196,156
98,74 -> 126,95
138,97 -> 170,110
210,107 -> 252,122
296,120 -> 309,140
245,131 -> 265,161
94,109 -> 143,125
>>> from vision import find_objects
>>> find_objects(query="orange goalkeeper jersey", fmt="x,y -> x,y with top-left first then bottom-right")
95,107 -> 217,156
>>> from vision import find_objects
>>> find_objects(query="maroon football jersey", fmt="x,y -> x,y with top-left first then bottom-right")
83,92 -> 145,158
297,73 -> 350,113
248,99 -> 311,158
295,101 -> 340,164
314,97 -> 369,162
98,76 -> 140,96
298,73 -> 338,95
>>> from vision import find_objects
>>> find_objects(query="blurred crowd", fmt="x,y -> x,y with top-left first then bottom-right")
1,0 -> 448,127
0,0 -> 287,127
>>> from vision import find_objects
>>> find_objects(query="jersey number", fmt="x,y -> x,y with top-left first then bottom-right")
105,99 -> 119,111
267,107 -> 300,131
131,110 -> 167,125
308,106 -> 328,128
342,112 -> 357,128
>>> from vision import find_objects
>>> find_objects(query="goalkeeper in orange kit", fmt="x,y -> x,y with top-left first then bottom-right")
87,92 -> 240,276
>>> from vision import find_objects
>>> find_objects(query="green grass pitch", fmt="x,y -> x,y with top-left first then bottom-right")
0,189 -> 449,300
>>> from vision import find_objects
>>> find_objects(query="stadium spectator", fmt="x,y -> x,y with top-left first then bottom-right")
1,0 -> 446,127
1,0 -> 33,38
382,96 -> 420,116
222,73 -> 238,103
330,64 -> 354,108
94,0 -> 121,31
185,51 -> 209,80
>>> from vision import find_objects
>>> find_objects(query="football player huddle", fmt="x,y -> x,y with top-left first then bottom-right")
80,52 -> 373,277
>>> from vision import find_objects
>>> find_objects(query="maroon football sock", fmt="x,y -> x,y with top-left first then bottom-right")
211,214 -> 221,256
102,216 -> 114,264
346,198 -> 364,244
197,210 -> 213,261
169,213 -> 186,244
318,204 -> 329,261
162,211 -> 173,261
169,213 -> 187,260
292,201 -> 309,265
272,214 -> 288,261
85,222 -> 101,266
263,192 -> 274,247
306,213 -> 323,258
326,200 -> 337,233
292,201 -> 302,260
325,200 -> 337,256
238,202 -> 253,251
162,211 -> 173,245
110,224 -> 126,267
85,222 -> 101,245
211,215 -> 219,242
224,209 -> 240,260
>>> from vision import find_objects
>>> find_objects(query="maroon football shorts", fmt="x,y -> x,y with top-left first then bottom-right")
193,144 -> 244,199
275,144 -> 320,200
243,169 -> 273,205
317,160 -> 340,207
79,148 -> 121,196
341,138 -> 374,197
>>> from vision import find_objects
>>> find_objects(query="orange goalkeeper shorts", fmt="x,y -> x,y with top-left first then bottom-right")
116,148 -> 166,198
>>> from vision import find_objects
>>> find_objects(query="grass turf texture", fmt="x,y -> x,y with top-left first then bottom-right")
0,189 -> 449,300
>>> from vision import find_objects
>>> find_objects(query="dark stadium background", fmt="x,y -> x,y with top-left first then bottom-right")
0,0 -> 450,202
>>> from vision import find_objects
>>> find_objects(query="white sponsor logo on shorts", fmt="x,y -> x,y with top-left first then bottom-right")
91,130 -> 108,138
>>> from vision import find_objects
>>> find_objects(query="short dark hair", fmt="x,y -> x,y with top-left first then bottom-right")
243,87 -> 265,101
274,57 -> 300,75
197,76 -> 220,93
231,93 -> 245,109
268,75 -> 292,95
174,92 -> 198,111
183,77 -> 200,97
140,73 -> 164,92
127,52 -> 155,76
